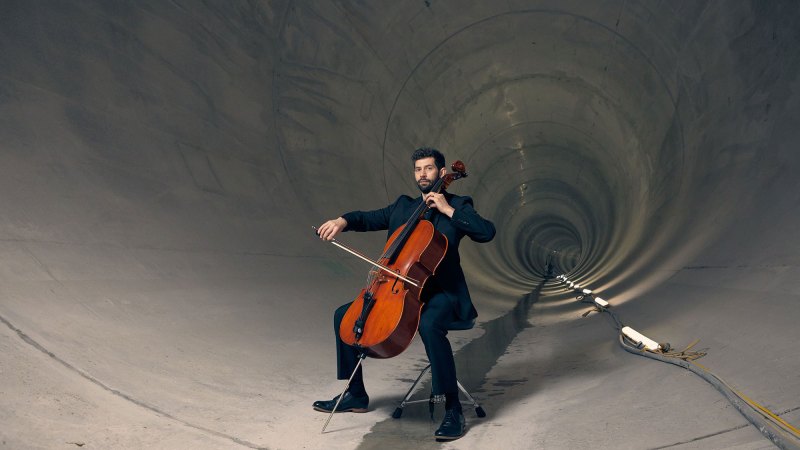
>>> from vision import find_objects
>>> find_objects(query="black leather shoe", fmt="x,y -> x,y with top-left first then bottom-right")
434,406 -> 465,440
313,391 -> 369,413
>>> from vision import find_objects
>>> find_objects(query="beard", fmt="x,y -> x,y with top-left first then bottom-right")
417,175 -> 439,193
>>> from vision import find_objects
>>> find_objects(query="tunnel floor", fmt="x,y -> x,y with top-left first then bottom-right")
3,271 -> 797,449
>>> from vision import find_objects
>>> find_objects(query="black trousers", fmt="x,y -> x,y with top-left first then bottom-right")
334,291 -> 459,395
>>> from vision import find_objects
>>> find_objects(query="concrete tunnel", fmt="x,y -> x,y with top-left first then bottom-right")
1,1 -> 799,448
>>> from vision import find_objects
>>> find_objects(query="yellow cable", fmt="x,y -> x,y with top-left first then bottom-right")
681,358 -> 800,438
733,386 -> 800,437
628,337 -> 800,440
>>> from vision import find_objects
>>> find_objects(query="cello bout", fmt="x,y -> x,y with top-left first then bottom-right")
339,220 -> 448,358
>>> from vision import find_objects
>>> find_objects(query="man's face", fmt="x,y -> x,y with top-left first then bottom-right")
414,157 -> 445,193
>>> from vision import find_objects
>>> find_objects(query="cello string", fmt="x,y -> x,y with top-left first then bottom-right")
381,176 -> 444,261
370,166 -> 464,289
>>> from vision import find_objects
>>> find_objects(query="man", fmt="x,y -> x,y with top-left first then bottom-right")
314,148 -> 495,440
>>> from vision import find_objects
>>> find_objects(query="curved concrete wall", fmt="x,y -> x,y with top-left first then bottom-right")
1,1 -> 799,448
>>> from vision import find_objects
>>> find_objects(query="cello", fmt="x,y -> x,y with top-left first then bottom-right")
340,160 -> 468,358
315,161 -> 468,430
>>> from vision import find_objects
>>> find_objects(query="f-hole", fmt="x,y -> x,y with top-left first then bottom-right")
390,276 -> 401,294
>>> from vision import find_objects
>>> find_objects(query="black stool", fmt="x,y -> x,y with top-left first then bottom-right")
391,318 -> 486,419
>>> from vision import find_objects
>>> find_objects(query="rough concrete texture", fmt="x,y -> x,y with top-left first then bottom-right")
1,1 -> 799,449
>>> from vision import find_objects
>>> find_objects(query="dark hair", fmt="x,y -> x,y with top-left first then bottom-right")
411,147 -> 446,170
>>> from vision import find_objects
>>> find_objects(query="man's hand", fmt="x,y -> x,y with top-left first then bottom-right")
317,217 -> 347,241
424,192 -> 455,218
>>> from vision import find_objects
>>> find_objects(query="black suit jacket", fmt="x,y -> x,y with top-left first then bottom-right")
342,192 -> 495,320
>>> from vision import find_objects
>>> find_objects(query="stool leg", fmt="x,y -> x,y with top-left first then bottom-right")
392,364 -> 431,419
456,379 -> 486,418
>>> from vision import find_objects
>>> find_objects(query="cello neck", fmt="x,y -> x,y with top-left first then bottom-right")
381,177 -> 445,261
380,160 -> 466,262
